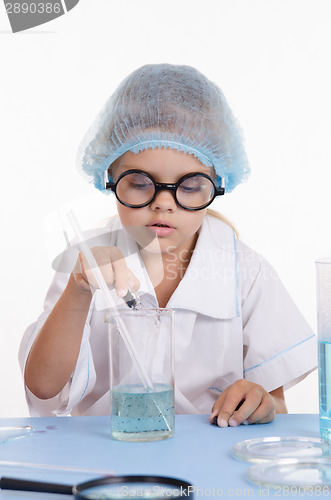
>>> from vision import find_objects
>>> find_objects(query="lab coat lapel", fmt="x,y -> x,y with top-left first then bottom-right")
167,216 -> 239,319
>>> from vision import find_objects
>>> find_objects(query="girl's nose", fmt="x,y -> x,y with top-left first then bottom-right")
149,190 -> 177,212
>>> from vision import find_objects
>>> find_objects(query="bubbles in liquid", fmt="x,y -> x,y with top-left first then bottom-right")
319,341 -> 331,441
111,384 -> 175,441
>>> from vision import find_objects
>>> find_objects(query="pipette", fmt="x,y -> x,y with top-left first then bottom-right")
123,287 -> 142,310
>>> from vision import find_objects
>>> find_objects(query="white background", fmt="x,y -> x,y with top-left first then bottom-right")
0,0 -> 330,417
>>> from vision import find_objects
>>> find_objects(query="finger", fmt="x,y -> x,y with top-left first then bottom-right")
73,273 -> 92,291
209,408 -> 220,425
208,411 -> 218,425
109,248 -> 129,297
93,248 -> 115,287
78,252 -> 98,289
209,396 -> 245,425
215,392 -> 246,428
70,255 -> 87,291
228,388 -> 264,427
255,408 -> 276,424
71,271 -> 92,292
127,269 -> 140,292
209,391 -> 227,424
81,251 -> 114,290
245,396 -> 276,424
76,248 -> 115,290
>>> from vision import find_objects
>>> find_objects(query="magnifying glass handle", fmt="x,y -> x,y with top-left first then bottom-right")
0,476 -> 73,495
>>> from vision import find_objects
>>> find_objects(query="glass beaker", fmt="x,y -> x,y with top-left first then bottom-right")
316,259 -> 331,441
106,308 -> 175,442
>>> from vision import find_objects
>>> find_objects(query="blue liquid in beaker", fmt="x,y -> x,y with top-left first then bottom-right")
111,384 -> 174,441
319,340 -> 331,441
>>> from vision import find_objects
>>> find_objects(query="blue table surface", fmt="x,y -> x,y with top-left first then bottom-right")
0,414 -> 325,499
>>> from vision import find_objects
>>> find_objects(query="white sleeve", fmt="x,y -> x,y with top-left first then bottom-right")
19,271 -> 97,416
241,255 -> 317,392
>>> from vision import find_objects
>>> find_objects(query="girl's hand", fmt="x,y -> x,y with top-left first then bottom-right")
209,379 -> 282,427
72,246 -> 140,297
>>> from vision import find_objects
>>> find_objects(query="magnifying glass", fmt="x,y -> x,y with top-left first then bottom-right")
1,475 -> 194,499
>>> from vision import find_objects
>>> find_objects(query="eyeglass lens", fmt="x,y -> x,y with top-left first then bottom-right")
115,172 -> 215,209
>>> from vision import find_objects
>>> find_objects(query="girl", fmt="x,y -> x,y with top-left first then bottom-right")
20,64 -> 316,425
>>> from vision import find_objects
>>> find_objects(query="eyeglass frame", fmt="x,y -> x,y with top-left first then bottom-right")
105,169 -> 225,211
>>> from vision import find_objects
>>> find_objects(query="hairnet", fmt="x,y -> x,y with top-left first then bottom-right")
77,64 -> 250,193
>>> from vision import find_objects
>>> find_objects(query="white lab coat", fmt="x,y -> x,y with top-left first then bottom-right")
19,215 -> 317,416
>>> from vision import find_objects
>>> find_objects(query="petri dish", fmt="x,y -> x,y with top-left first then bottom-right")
232,436 -> 331,463
248,457 -> 331,489
0,426 -> 33,444
73,476 -> 194,499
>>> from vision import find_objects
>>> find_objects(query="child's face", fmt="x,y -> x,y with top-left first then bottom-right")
110,148 -> 215,257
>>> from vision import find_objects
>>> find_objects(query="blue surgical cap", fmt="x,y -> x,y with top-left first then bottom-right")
77,64 -> 250,193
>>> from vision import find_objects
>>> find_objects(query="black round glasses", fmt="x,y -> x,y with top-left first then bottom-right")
105,169 -> 225,211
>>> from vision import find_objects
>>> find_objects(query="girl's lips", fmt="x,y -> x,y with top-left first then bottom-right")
146,222 -> 176,237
